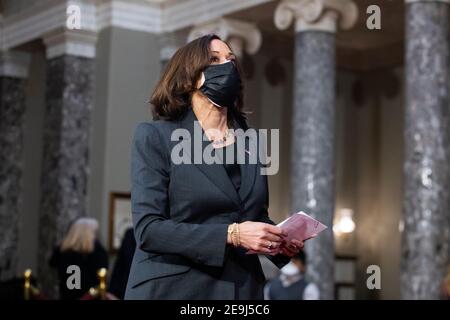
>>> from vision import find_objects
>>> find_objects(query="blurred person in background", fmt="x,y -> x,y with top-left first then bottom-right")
264,251 -> 319,300
49,217 -> 108,300
109,228 -> 136,299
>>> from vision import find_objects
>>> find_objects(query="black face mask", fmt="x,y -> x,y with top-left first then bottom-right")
199,60 -> 241,108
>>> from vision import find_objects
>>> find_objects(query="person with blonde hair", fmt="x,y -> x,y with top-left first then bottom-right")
50,217 -> 108,299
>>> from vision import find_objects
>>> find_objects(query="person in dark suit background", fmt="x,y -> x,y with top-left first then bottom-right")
50,218 -> 108,300
125,34 -> 305,300
109,228 -> 136,299
264,251 -> 320,300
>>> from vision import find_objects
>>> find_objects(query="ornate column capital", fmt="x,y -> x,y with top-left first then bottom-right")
274,0 -> 358,33
0,51 -> 31,78
43,28 -> 98,60
187,18 -> 262,57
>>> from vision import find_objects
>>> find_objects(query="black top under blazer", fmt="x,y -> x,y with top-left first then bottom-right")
125,106 -> 289,300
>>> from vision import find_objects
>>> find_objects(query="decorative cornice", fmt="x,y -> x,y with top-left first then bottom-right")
95,0 -> 162,34
0,0 -> 273,55
274,0 -> 358,33
0,51 -> 31,78
3,0 -> 97,52
188,18 -> 262,56
162,0 -> 271,32
43,28 -> 98,59
158,30 -> 188,61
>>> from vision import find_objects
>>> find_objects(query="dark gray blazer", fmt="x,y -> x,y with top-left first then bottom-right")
125,106 -> 289,300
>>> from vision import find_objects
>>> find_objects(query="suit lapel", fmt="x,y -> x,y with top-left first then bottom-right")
178,107 -> 241,207
236,129 -> 257,203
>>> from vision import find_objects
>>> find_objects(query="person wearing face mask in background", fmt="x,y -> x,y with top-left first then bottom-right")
125,34 -> 307,300
264,251 -> 320,300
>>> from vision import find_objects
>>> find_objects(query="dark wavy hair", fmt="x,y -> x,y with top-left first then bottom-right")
149,34 -> 247,128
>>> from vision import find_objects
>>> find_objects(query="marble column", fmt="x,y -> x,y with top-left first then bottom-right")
402,0 -> 450,300
38,29 -> 97,296
0,51 -> 31,280
274,0 -> 358,299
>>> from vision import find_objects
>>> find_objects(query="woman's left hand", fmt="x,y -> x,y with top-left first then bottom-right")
278,239 -> 304,257
246,234 -> 318,256
278,233 -> 318,257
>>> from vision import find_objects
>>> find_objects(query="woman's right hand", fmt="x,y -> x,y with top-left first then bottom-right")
228,221 -> 287,254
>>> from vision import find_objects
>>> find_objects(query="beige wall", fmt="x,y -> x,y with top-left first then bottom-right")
88,27 -> 163,246
378,68 -> 403,299
334,71 -> 358,256
18,50 -> 47,272
334,68 -> 404,299
245,54 -> 294,224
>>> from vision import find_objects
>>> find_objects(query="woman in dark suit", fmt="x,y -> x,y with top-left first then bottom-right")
125,34 -> 304,300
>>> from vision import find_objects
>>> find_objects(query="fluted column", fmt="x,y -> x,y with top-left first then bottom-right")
402,0 -> 450,300
187,18 -> 262,58
38,28 -> 97,296
274,0 -> 357,299
0,51 -> 31,280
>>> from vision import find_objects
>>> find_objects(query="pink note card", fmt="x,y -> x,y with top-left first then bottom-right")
246,211 -> 327,255
278,211 -> 327,243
